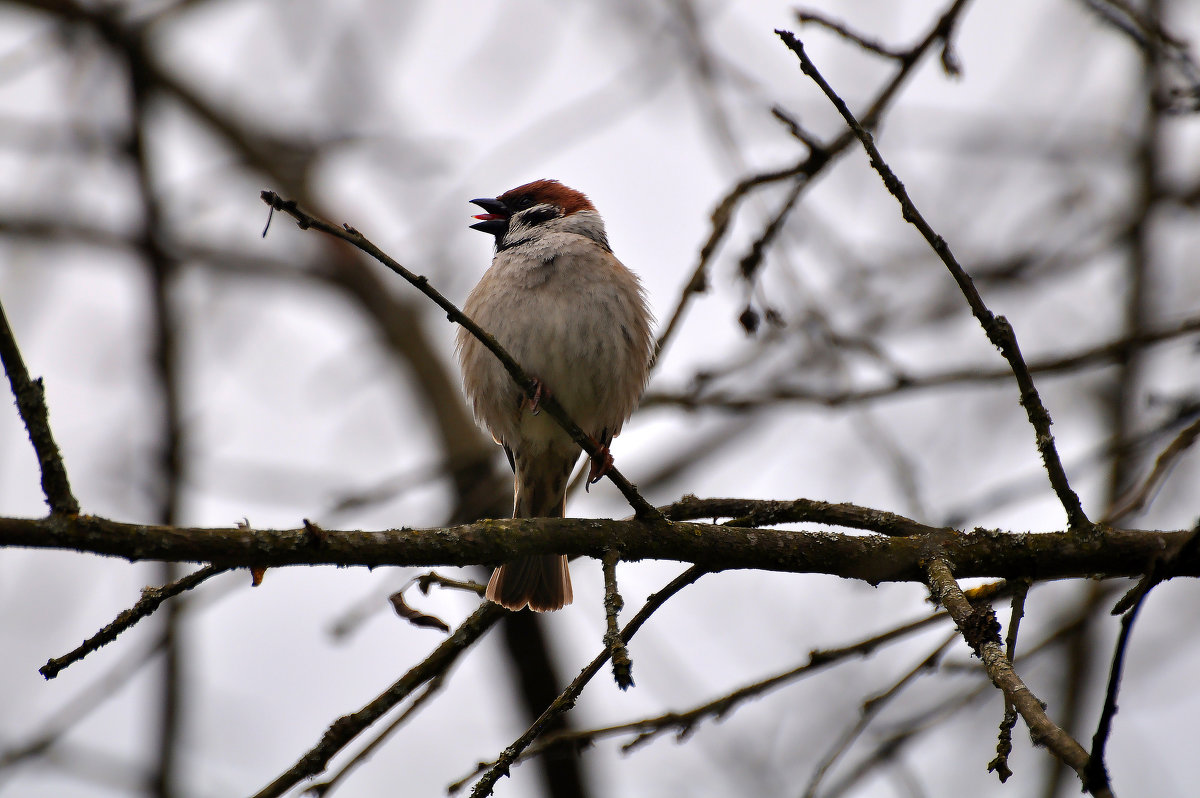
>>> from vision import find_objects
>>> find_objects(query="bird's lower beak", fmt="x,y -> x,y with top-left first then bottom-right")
470,197 -> 510,236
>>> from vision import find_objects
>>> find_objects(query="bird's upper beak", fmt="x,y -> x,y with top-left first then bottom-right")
469,197 -> 510,237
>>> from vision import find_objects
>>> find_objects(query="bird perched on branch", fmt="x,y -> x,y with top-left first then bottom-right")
456,180 -> 654,611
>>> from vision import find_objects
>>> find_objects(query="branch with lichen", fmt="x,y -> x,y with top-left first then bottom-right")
3,512 -> 1197,584
925,558 -> 1106,796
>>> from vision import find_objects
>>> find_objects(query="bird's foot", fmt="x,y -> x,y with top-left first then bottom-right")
586,443 -> 613,492
522,378 -> 548,416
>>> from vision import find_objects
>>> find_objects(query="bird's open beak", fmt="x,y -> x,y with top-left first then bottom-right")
469,197 -> 510,236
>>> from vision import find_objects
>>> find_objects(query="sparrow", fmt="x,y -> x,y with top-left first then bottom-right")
456,179 -> 654,612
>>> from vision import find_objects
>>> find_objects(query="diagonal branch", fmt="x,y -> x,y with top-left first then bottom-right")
925,558 -> 1109,796
468,566 -> 707,797
653,0 -> 974,364
40,564 -> 230,680
776,29 -> 1090,531
1088,524 -> 1200,792
1103,415 -> 1200,522
452,585 -> 1005,785
252,602 -> 506,798
259,191 -> 661,522
305,674 -> 447,798
0,297 -> 79,516
802,633 -> 957,797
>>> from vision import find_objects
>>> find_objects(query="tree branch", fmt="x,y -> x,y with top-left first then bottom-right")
652,0 -> 973,364
0,297 -> 79,516
644,313 -> 1200,412
925,559 -> 1108,796
661,494 -> 944,536
40,564 -> 230,680
776,29 -> 1090,531
451,595 -> 996,783
468,566 -> 706,797
252,602 -> 506,798
3,513 -> 1197,585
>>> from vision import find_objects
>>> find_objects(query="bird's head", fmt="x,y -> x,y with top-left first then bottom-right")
470,179 -> 609,252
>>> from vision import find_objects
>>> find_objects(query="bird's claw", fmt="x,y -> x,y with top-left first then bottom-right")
522,378 -> 548,416
585,445 -> 613,492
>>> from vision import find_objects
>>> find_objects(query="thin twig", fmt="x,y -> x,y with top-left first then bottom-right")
304,674 -> 447,797
467,566 -> 707,797
821,600 -> 1096,798
453,603 -> 969,782
803,633 -> 957,798
1084,594 -> 1140,795
661,494 -> 945,537
40,564 -> 229,680
770,105 -> 824,151
0,297 -> 79,515
652,0 -> 973,365
796,10 -> 909,60
644,313 -> 1200,412
602,549 -> 633,690
925,559 -> 1108,796
736,177 -> 806,285
1103,416 -> 1200,522
776,29 -> 1090,531
259,191 -> 661,522
251,602 -> 505,798
1087,523 -> 1200,791
988,578 -> 1030,782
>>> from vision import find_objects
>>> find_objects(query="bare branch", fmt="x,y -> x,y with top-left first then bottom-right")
40,564 -> 229,680
602,549 -> 633,690
653,0 -> 974,364
468,566 -> 706,797
925,559 -> 1106,796
454,600 -> 980,781
252,602 -> 506,798
803,633 -> 957,797
304,674 -> 447,798
0,298 -> 79,516
644,313 -> 1200,412
795,10 -> 909,60
776,29 -> 1090,531
661,494 -> 944,536
1103,415 -> 1200,522
1089,524 -> 1200,791
987,579 -> 1030,782
3,513 -> 1198,585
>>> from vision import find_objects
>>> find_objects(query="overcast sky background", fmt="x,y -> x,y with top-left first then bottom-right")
2,1 -> 1200,796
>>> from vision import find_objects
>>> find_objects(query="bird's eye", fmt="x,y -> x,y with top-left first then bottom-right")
520,206 -> 558,226
514,196 -> 535,210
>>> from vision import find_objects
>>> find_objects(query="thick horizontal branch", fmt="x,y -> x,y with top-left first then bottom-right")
3,513 -> 1196,586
